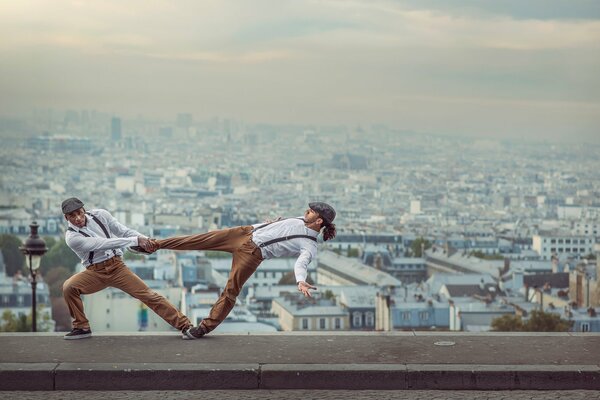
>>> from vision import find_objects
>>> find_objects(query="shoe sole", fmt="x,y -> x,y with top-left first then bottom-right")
64,333 -> 92,340
182,328 -> 205,340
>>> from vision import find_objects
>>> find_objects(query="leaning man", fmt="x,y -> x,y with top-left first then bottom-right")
61,197 -> 192,340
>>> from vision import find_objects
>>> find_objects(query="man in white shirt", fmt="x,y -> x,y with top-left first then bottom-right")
61,197 -> 192,340
145,202 -> 336,339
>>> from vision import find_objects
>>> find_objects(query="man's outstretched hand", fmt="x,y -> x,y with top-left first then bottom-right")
297,281 -> 317,297
138,237 -> 158,253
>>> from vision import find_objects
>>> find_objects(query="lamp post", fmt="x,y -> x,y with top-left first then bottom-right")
19,221 -> 48,332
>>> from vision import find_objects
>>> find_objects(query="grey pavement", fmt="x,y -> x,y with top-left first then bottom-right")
1,332 -> 599,390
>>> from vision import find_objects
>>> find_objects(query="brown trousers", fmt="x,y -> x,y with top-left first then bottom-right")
62,256 -> 191,331
155,225 -> 263,333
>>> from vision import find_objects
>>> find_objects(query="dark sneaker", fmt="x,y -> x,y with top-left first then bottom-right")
64,328 -> 92,340
182,325 -> 206,340
128,246 -> 152,255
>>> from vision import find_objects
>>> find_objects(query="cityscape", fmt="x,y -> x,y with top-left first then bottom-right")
1,110 -> 598,334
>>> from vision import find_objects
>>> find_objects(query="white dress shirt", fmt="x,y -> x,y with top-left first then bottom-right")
251,217 -> 319,283
65,209 -> 142,267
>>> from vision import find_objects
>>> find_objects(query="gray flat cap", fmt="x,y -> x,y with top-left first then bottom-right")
309,202 -> 336,225
61,197 -> 84,214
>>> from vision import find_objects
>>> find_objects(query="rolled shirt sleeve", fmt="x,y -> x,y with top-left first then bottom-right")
66,231 -> 138,254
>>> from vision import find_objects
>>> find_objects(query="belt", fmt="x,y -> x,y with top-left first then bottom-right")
87,256 -> 121,269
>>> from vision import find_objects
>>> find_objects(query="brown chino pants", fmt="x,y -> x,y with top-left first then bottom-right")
62,256 -> 191,331
155,225 -> 263,333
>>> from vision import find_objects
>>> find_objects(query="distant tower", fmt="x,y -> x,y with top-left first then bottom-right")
177,113 -> 192,129
111,117 -> 122,141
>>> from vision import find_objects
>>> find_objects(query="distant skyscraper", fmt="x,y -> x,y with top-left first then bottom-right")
111,117 -> 122,141
177,113 -> 192,129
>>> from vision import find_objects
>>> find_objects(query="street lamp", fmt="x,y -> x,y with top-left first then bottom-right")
19,221 -> 48,332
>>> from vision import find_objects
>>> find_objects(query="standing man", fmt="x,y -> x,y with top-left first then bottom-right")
147,202 -> 337,339
61,197 -> 192,339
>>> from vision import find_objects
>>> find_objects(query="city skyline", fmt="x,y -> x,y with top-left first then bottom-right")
1,0 -> 599,142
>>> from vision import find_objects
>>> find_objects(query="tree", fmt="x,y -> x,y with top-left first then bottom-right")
40,239 -> 80,274
491,310 -> 573,332
491,314 -> 524,332
0,234 -> 24,276
278,271 -> 314,285
43,236 -> 57,251
0,307 -> 52,332
411,237 -> 431,257
44,266 -> 72,297
525,310 -> 573,332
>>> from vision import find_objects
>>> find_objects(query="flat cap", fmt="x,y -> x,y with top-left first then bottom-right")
309,202 -> 336,225
61,197 -> 84,214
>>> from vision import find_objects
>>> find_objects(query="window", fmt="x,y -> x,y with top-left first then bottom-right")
551,239 -> 556,244
319,318 -> 326,330
302,318 -> 309,330
565,239 -> 571,244
352,312 -> 362,327
558,239 -> 563,244
106,309 -> 110,314
551,248 -> 556,253
565,248 -> 571,253
402,311 -> 411,321
17,295 -> 24,305
419,311 -> 429,320
335,318 -> 341,329
581,323 -> 590,333
365,312 -> 375,327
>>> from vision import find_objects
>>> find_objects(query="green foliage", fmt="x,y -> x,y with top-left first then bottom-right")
490,314 -> 524,332
40,239 -> 80,274
0,307 -> 52,332
347,248 -> 360,258
43,236 -> 57,250
44,266 -> 72,297
322,289 -> 335,300
124,251 -> 144,261
0,310 -> 29,332
0,234 -> 24,276
491,310 -> 573,332
525,310 -> 573,332
469,250 -> 505,260
411,237 -> 432,257
278,271 -> 314,285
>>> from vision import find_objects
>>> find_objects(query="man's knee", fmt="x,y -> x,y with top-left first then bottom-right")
62,279 -> 77,296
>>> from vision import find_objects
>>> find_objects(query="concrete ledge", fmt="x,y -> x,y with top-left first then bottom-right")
260,364 -> 409,389
1,363 -> 599,390
55,363 -> 259,390
259,364 -> 600,390
0,363 -> 57,390
406,364 -> 600,390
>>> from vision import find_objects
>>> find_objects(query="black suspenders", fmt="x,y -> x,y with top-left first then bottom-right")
68,212 -> 116,265
253,218 -> 317,248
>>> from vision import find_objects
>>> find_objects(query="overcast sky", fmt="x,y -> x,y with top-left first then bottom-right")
1,0 -> 599,141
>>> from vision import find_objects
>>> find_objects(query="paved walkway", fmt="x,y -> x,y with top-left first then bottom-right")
1,332 -> 599,390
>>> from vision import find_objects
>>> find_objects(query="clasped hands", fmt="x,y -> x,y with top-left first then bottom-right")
138,237 -> 159,253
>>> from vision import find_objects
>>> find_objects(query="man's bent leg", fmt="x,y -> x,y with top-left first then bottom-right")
109,259 -> 192,330
200,240 -> 263,333
63,269 -> 108,329
155,226 -> 252,253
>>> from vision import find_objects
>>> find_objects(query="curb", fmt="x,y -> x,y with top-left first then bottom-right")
1,363 -> 599,390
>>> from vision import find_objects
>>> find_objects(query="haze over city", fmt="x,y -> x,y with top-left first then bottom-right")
1,0 -> 599,142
